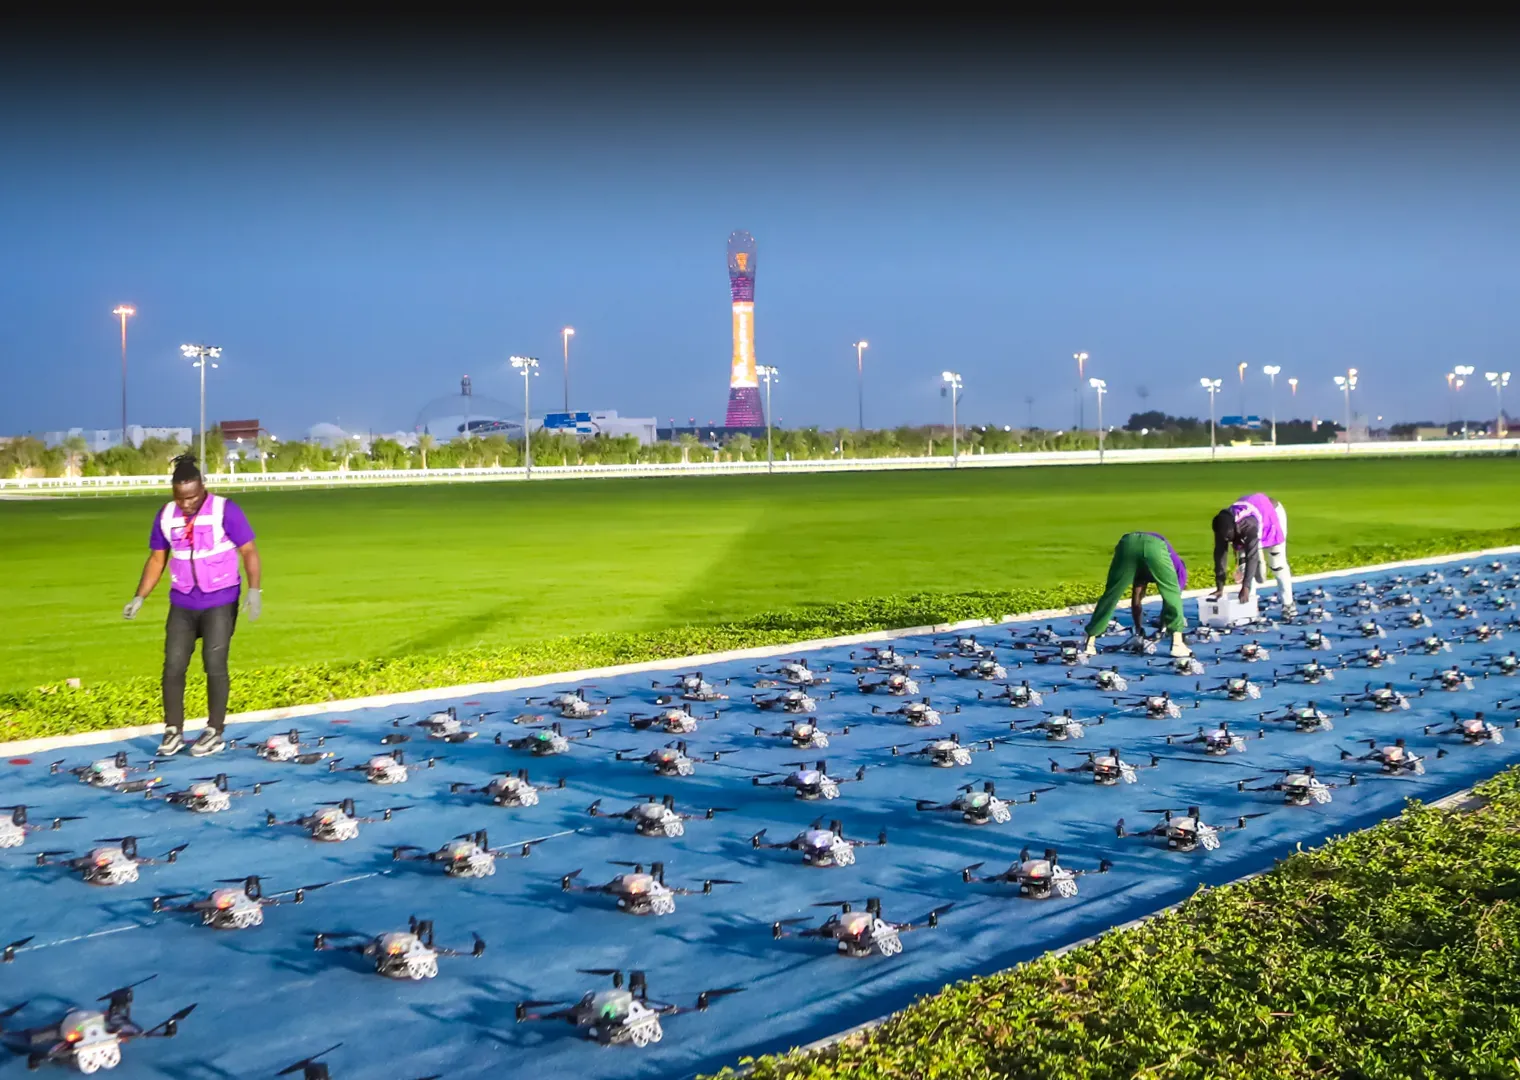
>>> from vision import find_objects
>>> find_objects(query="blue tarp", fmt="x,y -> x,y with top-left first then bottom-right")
2,554 -> 1517,1078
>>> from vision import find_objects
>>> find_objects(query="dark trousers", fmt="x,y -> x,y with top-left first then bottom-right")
163,602 -> 238,733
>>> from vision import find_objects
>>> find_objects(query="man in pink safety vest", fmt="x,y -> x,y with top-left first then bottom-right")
122,453 -> 262,757
1210,492 -> 1295,619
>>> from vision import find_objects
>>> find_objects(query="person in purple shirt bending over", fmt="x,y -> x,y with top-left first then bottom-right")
122,454 -> 262,757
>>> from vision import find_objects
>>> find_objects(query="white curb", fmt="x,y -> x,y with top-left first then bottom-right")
4,543 -> 1517,760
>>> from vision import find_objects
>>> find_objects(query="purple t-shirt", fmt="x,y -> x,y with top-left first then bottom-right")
1143,532 -> 1189,591
149,497 -> 256,610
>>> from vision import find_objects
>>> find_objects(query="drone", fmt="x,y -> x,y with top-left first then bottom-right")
976,681 -> 1046,707
1116,806 -> 1263,852
1348,618 -> 1389,639
1410,633 -> 1455,655
34,836 -> 186,886
857,672 -> 923,695
238,728 -> 339,765
1196,675 -> 1265,701
1293,629 -> 1337,652
1187,625 -> 1226,645
915,780 -> 1050,824
629,704 -> 720,734
393,706 -> 482,742
151,875 -> 325,929
54,752 -> 163,794
586,795 -> 731,838
1236,765 -> 1340,806
751,688 -> 829,714
1029,642 -> 1089,666
1342,644 -> 1399,669
1149,654 -> 1208,676
527,688 -> 615,720
561,860 -> 738,916
1444,602 -> 1478,620
1484,651 -> 1520,676
1226,642 -> 1272,664
755,660 -> 830,687
275,1044 -> 440,1080
314,916 -> 484,980
772,897 -> 952,958
1381,590 -> 1420,608
1424,711 -> 1511,746
1014,709 -> 1094,741
1165,723 -> 1259,754
752,717 -> 843,749
265,799 -> 408,842
1339,597 -> 1381,616
871,698 -> 956,727
946,657 -> 1009,681
749,817 -> 886,867
1415,569 -> 1445,586
752,760 -> 866,801
342,750 -> 433,786
450,769 -> 566,807
1275,658 -> 1338,685
651,672 -> 729,704
515,969 -> 741,1048
849,645 -> 919,674
961,846 -> 1111,898
1013,624 -> 1067,648
499,722 -> 597,755
615,741 -> 732,778
392,829 -> 546,878
1050,747 -> 1160,785
0,976 -> 194,1074
1339,682 -> 1412,712
1414,666 -> 1475,693
157,773 -> 278,812
1400,610 -> 1434,629
0,805 -> 79,849
934,634 -> 995,659
1459,623 -> 1504,645
1110,691 -> 1187,719
1339,737 -> 1433,775
1257,702 -> 1337,733
1061,666 -> 1130,693
891,732 -> 1003,767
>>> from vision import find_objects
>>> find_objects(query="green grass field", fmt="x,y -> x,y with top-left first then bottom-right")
2,456 -> 1515,693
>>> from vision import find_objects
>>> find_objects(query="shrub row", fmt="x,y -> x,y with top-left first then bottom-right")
2,528 -> 1515,745
708,766 -> 1520,1080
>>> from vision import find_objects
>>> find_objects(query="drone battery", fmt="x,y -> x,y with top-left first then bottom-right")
1197,593 -> 1259,628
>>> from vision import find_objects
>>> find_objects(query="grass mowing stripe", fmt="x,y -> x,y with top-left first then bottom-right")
704,766 -> 1520,1080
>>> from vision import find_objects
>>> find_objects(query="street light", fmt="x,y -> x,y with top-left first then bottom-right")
1200,378 -> 1222,459
510,355 -> 539,477
852,341 -> 869,430
180,345 -> 221,470
1073,352 -> 1088,431
1454,365 -> 1475,436
1487,371 -> 1511,438
758,365 -> 779,473
1333,368 -> 1359,455
113,305 -> 135,447
1261,365 -> 1281,445
1288,377 -> 1298,397
561,328 -> 574,413
1089,378 -> 1107,463
942,371 -> 964,466
1237,362 -> 1249,419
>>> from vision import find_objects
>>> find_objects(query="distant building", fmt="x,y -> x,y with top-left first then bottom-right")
1218,415 -> 1264,430
542,410 -> 658,445
42,426 -> 192,451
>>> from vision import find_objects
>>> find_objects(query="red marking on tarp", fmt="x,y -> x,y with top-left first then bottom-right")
8,758 -> 33,766
464,701 -> 482,706
330,719 -> 351,725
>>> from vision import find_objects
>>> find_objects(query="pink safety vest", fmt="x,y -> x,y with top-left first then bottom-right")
158,494 -> 241,594
1230,493 -> 1285,549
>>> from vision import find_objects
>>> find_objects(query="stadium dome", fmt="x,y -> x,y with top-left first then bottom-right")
414,375 -> 520,439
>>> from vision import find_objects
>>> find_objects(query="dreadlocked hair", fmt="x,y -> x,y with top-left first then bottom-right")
171,453 -> 203,485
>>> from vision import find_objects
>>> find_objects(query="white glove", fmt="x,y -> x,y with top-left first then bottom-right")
123,596 -> 144,620
242,588 -> 262,621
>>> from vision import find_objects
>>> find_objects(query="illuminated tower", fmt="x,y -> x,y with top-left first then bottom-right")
725,230 -> 765,426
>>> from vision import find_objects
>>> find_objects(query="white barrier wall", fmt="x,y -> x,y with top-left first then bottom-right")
1,438 -> 1512,494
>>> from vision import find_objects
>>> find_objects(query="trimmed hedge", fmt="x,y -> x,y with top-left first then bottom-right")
2,527 -> 1515,745
710,767 -> 1520,1080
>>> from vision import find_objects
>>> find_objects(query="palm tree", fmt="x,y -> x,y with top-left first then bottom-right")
416,433 -> 436,470
726,432 -> 754,460
255,433 -> 276,473
677,432 -> 700,464
337,436 -> 363,471
61,434 -> 89,477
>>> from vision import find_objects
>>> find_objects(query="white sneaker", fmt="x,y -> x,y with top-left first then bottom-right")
157,729 -> 185,757
188,729 -> 226,757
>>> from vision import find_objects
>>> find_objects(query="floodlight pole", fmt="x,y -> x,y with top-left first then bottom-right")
853,341 -> 868,431
942,371 -> 963,467
511,355 -> 539,478
759,365 -> 778,473
114,305 -> 134,447
1262,365 -> 1280,445
1089,378 -> 1107,463
1333,368 -> 1358,455
1488,371 -> 1511,438
1200,378 -> 1221,460
181,344 -> 221,471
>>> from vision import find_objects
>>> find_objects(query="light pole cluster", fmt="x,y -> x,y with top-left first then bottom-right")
180,345 -> 221,468
1451,365 -> 1475,436
1488,371 -> 1511,438
1200,378 -> 1222,458
852,341 -> 868,430
758,365 -> 779,472
1088,378 -> 1107,462
1333,368 -> 1359,454
509,355 -> 539,477
113,305 -> 135,446
941,371 -> 963,465
561,328 -> 575,413
1073,352 -> 1088,431
1261,365 -> 1281,444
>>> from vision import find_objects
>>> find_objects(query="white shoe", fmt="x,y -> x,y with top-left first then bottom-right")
157,730 -> 185,757
188,729 -> 226,757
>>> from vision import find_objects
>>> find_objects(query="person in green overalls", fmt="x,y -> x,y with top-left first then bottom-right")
1080,531 -> 1193,658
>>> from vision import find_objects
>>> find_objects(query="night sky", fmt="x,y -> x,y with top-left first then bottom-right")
1,18 -> 1516,437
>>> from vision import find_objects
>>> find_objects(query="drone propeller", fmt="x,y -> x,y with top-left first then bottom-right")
275,1043 -> 343,1078
1,936 -> 33,963
141,1003 -> 197,1038
695,987 -> 745,1010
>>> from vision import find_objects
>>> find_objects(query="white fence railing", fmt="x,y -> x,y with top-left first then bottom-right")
1,438 -> 1512,495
